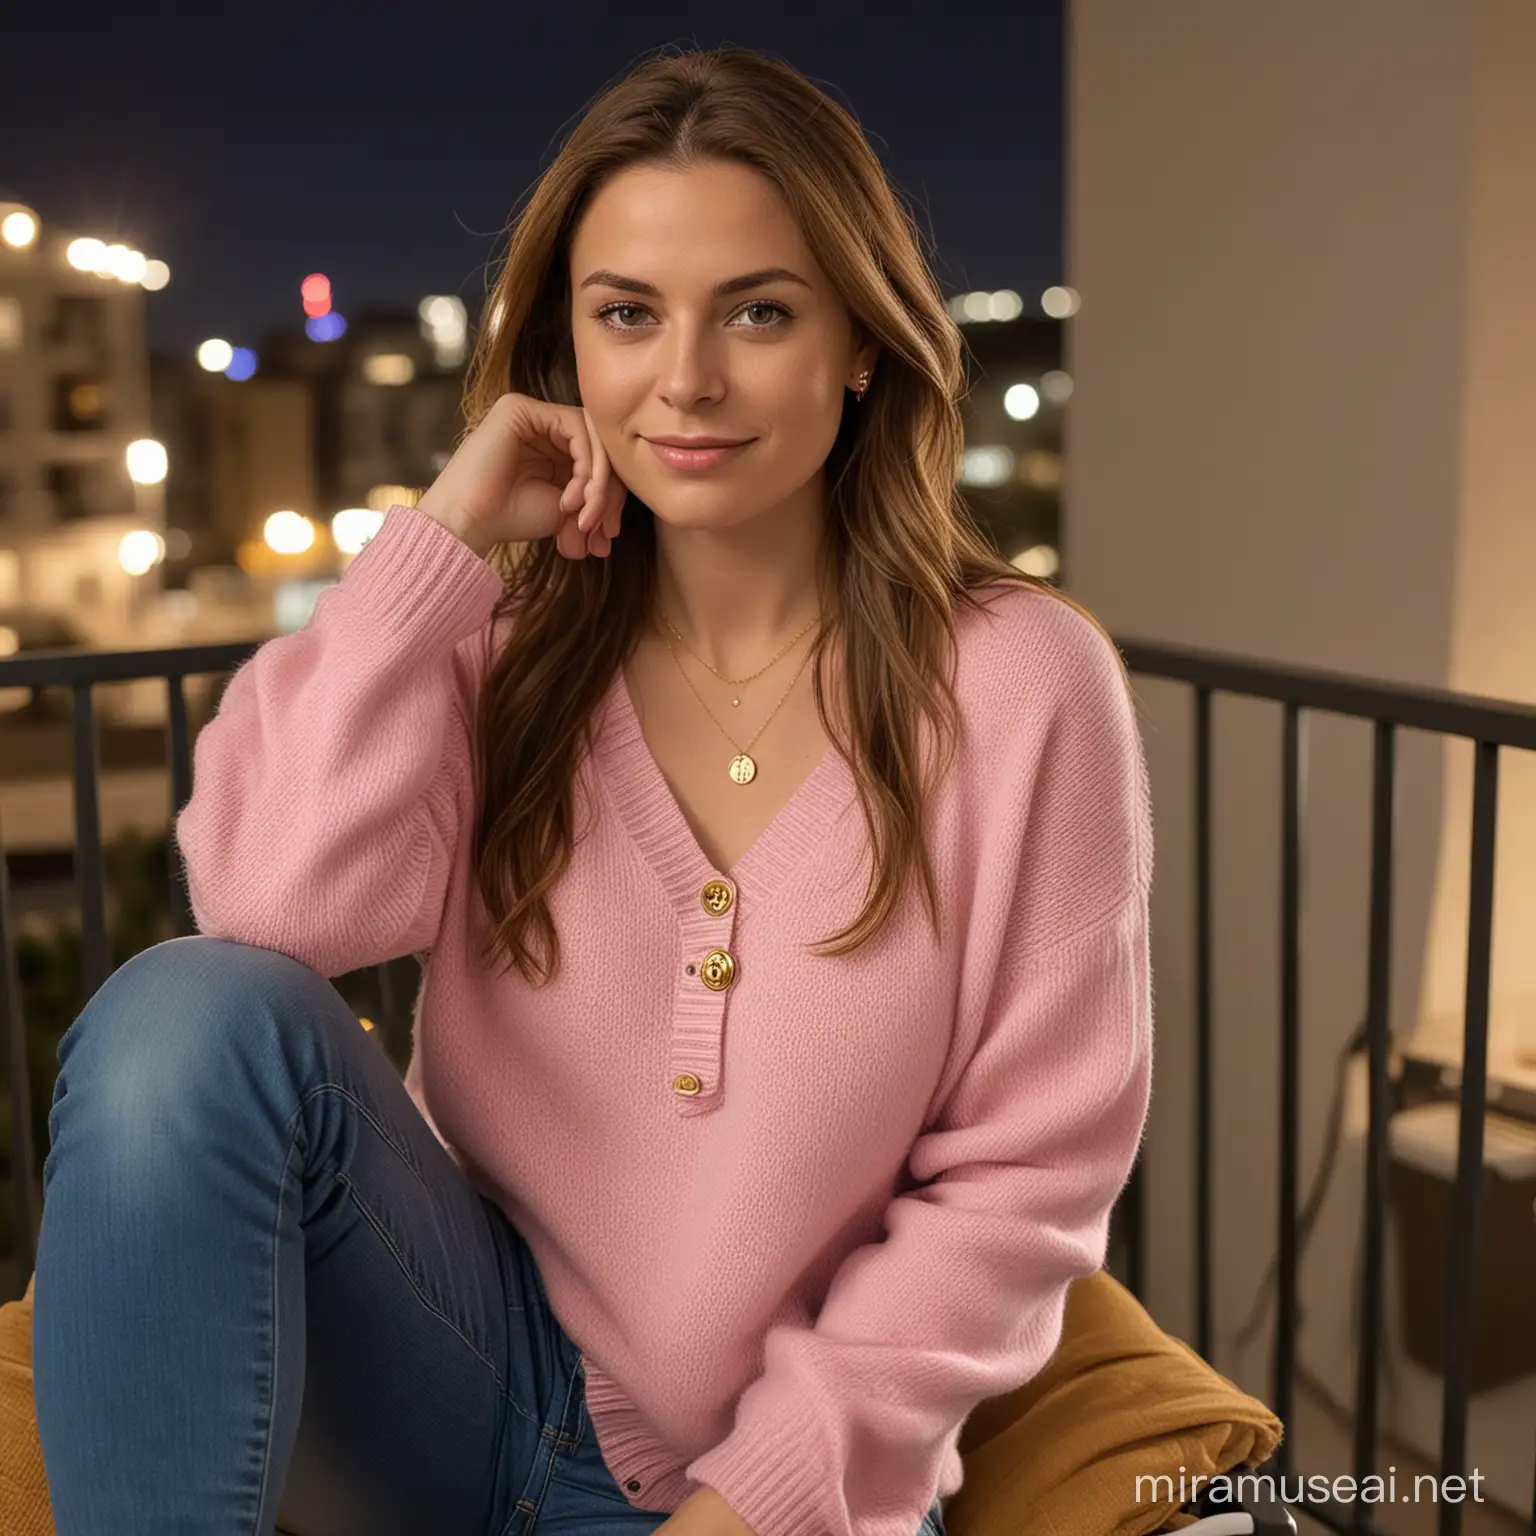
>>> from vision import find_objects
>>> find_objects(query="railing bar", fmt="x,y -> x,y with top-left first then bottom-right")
0,841 -> 37,1294
0,639 -> 259,690
1352,721 -> 1397,1535
375,960 -> 398,1051
1194,686 -> 1214,1363
4,633 -> 1536,744
1438,740 -> 1498,1536
71,683 -> 110,1000
166,674 -> 195,938
1122,1154 -> 1145,1301
1275,702 -> 1305,1473
1118,639 -> 1536,750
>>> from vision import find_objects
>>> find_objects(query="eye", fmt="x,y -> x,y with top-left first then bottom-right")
594,302 -> 653,330
729,300 -> 792,329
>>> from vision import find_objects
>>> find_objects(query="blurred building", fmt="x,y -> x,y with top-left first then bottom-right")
260,304 -> 467,512
150,354 -> 314,573
0,199 -> 166,645
947,288 -> 1071,579
147,300 -> 472,636
4,203 -> 1065,652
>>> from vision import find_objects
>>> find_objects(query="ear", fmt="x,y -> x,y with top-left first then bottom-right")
849,324 -> 881,389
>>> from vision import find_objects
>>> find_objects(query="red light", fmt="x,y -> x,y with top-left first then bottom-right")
303,294 -> 332,318
301,273 -> 331,304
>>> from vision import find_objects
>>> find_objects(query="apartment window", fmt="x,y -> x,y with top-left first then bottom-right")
52,375 -> 108,432
44,462 -> 114,521
45,294 -> 107,354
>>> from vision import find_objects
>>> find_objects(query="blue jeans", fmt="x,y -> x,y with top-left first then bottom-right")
32,937 -> 947,1536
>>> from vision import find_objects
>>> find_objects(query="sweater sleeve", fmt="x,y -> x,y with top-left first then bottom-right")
173,504 -> 506,977
684,622 -> 1155,1536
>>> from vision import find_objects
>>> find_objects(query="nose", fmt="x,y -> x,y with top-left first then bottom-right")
656,319 -> 726,411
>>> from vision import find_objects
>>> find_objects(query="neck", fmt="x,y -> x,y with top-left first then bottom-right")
650,475 -> 832,672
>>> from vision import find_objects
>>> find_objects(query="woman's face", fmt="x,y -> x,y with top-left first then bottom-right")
568,157 -> 876,534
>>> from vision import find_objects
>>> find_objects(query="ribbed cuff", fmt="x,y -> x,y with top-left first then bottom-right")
336,503 -> 505,654
685,1411 -> 834,1536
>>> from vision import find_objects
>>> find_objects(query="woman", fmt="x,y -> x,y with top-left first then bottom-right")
31,44 -> 1154,1536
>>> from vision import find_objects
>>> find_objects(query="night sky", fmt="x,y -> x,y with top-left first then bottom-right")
1,2 -> 1064,358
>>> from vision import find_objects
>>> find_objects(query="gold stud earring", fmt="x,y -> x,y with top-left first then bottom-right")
854,368 -> 872,401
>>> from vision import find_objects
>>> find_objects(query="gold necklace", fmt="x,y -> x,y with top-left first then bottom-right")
656,606 -> 819,706
658,624 -> 818,784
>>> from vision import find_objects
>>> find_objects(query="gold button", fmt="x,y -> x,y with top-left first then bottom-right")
699,948 -> 736,991
673,1072 -> 702,1096
700,878 -> 734,916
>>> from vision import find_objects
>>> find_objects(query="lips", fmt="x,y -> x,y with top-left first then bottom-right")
644,436 -> 754,471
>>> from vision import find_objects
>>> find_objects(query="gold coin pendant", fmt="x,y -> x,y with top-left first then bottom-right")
728,753 -> 757,785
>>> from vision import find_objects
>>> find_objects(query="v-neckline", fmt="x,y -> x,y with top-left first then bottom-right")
589,663 -> 855,912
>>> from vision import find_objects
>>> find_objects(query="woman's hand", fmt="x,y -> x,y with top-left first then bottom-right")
415,391 -> 629,560
655,1485 -> 760,1536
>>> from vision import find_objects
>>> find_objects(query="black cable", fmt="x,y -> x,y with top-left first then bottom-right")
1231,1018 -> 1377,1355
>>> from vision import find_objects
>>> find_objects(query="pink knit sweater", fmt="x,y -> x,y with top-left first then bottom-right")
174,503 -> 1155,1536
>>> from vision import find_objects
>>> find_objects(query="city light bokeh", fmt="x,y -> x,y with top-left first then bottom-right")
301,273 -> 332,318
1003,384 -> 1041,422
263,511 -> 317,554
124,439 -> 168,486
305,311 -> 346,342
1040,285 -> 1081,318
62,233 -> 168,288
117,529 -> 166,575
1,210 -> 38,249
331,508 -> 385,554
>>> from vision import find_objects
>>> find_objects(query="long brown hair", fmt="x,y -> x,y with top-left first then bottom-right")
457,44 -> 1124,985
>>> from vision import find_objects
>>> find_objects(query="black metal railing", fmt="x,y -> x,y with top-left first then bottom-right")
1114,637 -> 1536,1536
1,640 -> 257,1282
2,633 -> 1534,1536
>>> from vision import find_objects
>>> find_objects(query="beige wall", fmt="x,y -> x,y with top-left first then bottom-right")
1415,0 -> 1536,1080
1068,0 -> 1535,1509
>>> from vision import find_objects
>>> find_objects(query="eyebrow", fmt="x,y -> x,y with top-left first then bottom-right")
577,266 -> 813,298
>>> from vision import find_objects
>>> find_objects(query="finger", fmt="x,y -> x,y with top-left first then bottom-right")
554,402 -> 591,485
601,478 -> 626,541
588,529 -> 612,558
555,514 -> 587,561
532,400 -> 588,517
579,409 -> 610,532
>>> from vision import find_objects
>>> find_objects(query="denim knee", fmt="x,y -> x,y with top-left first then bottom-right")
46,936 -> 349,1175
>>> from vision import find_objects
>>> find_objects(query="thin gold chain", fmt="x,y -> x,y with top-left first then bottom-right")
658,624 -> 817,756
656,606 -> 819,688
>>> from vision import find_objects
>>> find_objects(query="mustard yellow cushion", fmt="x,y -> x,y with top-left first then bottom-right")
0,1268 -> 1279,1536
0,1277 -> 51,1536
949,1268 -> 1283,1535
